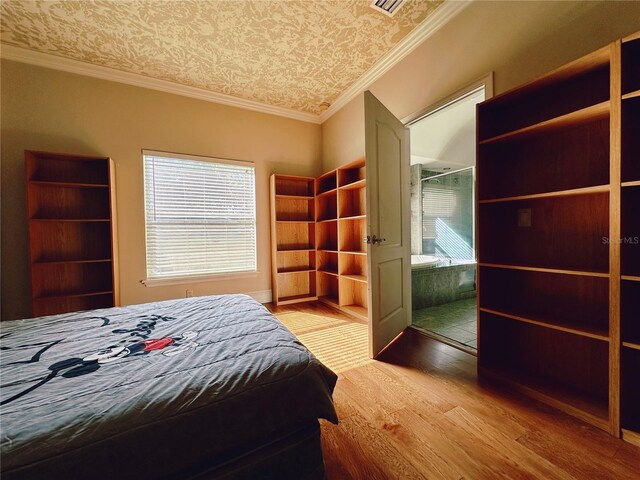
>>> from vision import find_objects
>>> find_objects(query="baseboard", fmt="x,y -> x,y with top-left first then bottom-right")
248,290 -> 273,304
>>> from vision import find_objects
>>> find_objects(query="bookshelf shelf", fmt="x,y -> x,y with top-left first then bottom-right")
270,159 -> 369,319
270,175 -> 317,304
476,39 -> 635,438
26,151 -> 119,317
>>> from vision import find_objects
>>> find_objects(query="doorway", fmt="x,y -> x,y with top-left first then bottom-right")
406,83 -> 487,351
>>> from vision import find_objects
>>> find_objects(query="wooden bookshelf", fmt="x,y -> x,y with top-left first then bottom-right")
338,160 -> 368,322
338,186 -> 365,218
338,160 -> 365,187
478,193 -> 610,273
478,263 -> 610,278
477,45 -> 610,141
621,97 -> 640,183
477,43 -> 616,434
338,218 -> 367,254
479,364 -> 609,432
270,175 -> 317,305
620,32 -> 640,445
479,266 -> 610,340
317,251 -> 338,275
480,312 -> 610,430
317,220 -> 338,251
478,101 -> 610,146
479,33 -> 640,442
621,280 -> 640,346
622,33 -> 640,96
316,192 -> 337,221
317,271 -> 339,308
478,185 -> 610,204
478,116 -> 610,201
621,186 -> 640,277
26,151 -> 119,317
274,223 -> 315,251
269,160 -> 369,318
621,347 -> 640,446
320,159 -> 369,322
316,170 -> 337,195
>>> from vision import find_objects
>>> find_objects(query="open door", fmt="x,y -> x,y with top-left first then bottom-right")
365,91 -> 411,358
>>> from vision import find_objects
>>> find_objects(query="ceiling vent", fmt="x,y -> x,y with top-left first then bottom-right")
370,0 -> 406,17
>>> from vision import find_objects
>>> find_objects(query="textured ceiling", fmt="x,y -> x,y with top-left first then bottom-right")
1,0 -> 443,115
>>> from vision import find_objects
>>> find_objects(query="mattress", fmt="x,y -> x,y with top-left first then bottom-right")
0,294 -> 338,479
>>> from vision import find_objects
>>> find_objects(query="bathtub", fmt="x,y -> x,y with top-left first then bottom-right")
411,254 -> 440,268
411,256 -> 477,310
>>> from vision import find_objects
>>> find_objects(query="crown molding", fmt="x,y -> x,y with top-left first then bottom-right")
318,0 -> 472,123
0,0 -> 468,126
0,44 -> 321,124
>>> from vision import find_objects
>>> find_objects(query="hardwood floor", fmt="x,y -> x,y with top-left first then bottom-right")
268,302 -> 640,480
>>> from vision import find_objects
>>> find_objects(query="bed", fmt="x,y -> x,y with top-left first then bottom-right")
0,294 -> 338,479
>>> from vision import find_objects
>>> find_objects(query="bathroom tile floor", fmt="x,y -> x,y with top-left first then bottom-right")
411,297 -> 477,348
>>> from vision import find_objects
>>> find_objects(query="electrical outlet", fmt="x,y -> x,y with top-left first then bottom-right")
186,290 -> 193,298
518,208 -> 532,227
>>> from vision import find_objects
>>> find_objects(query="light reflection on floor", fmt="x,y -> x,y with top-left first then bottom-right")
276,312 -> 372,373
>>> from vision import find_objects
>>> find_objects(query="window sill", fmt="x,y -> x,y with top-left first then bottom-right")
141,271 -> 259,287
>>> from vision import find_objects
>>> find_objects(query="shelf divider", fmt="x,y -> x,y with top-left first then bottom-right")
277,268 -> 315,275
340,179 -> 366,190
478,263 -> 609,278
36,290 -> 114,301
30,180 -> 109,188
622,90 -> 640,100
277,294 -> 318,305
479,185 -> 609,204
479,101 -> 609,145
34,259 -> 111,265
342,274 -> 367,284
479,307 -> 609,342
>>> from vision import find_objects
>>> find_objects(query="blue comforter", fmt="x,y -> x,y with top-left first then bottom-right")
0,294 -> 338,479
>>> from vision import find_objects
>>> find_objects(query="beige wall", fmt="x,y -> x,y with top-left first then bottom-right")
321,0 -> 640,170
3,0 -> 639,320
1,60 -> 322,320
321,92 -> 365,171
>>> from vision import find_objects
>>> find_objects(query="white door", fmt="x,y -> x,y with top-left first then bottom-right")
365,91 -> 412,358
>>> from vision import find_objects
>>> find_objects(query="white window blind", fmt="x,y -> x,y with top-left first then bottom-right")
143,151 -> 256,280
422,185 -> 459,240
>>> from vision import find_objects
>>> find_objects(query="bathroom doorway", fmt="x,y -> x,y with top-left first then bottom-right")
406,83 -> 486,352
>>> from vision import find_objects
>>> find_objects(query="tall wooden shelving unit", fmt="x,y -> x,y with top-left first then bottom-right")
269,175 -> 318,305
477,32 -> 640,444
26,151 -> 119,317
620,31 -> 640,447
315,169 -> 340,310
270,159 -> 368,321
320,159 -> 368,322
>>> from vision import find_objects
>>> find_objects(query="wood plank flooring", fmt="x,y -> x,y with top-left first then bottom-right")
268,302 -> 640,480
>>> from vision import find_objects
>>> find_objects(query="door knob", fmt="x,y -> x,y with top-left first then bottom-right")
371,235 -> 386,245
364,235 -> 385,245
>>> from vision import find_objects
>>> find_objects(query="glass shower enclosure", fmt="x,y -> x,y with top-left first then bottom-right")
411,166 -> 477,349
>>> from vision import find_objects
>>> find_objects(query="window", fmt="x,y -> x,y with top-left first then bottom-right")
143,150 -> 256,281
422,168 -> 475,260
